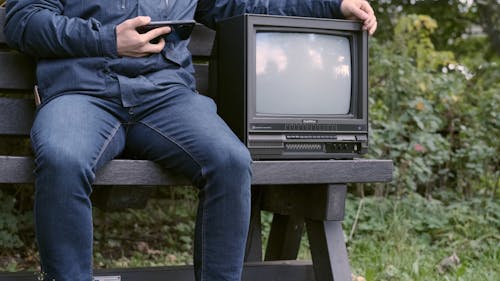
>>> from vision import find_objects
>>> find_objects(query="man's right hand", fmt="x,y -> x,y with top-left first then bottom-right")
116,16 -> 171,57
340,0 -> 377,35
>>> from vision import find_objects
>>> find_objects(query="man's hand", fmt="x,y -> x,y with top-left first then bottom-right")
340,0 -> 377,35
116,16 -> 171,57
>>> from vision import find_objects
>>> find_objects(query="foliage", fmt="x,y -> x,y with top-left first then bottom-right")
92,188 -> 198,268
0,191 -> 25,249
0,189 -> 36,270
3,191 -> 499,281
368,13 -> 499,195
344,193 -> 500,281
393,15 -> 454,71
370,0 -> 500,56
0,188 -> 34,249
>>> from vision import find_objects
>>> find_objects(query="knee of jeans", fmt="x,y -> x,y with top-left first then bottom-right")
34,141 -> 95,181
206,142 -> 252,180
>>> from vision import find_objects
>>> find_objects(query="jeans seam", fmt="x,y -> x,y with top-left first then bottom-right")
200,182 -> 206,281
136,120 -> 205,171
88,123 -> 121,280
89,122 -> 122,173
137,120 -> 208,280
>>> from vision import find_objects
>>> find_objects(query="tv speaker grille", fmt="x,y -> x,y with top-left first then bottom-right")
285,143 -> 323,152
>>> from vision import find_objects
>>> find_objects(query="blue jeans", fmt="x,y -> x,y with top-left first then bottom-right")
30,87 -> 252,281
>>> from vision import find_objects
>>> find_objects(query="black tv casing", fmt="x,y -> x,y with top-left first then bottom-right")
211,14 -> 369,160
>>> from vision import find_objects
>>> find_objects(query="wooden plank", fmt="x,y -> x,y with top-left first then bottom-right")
265,214 -> 304,261
193,63 -> 209,95
0,8 -> 5,45
0,156 -> 393,185
245,188 -> 263,262
0,97 -> 35,136
0,62 -> 207,134
0,156 -> 189,186
253,160 -> 393,184
189,24 -> 216,57
0,261 -> 315,281
261,185 -> 347,221
0,52 -> 36,90
0,8 -> 214,56
306,220 -> 352,281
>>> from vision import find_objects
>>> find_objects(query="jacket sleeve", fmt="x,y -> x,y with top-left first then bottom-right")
195,0 -> 344,29
4,0 -> 118,58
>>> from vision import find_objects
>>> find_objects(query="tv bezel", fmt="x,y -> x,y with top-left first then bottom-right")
243,15 -> 368,132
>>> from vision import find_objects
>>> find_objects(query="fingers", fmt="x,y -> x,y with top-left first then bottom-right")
125,16 -> 171,44
141,38 -> 166,55
143,26 -> 171,42
359,1 -> 377,35
124,16 -> 152,28
135,28 -> 170,56
359,1 -> 375,18
366,19 -> 377,35
116,16 -> 171,57
346,7 -> 369,21
340,0 -> 378,35
341,0 -> 366,20
363,16 -> 377,35
126,37 -> 166,58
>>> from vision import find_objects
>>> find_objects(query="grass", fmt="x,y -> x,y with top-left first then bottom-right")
1,188 -> 499,281
343,193 -> 499,281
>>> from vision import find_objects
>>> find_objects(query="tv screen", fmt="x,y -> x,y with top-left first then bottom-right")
213,14 -> 369,160
255,32 -> 352,115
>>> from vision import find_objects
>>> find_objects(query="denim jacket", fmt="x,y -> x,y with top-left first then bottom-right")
4,0 -> 343,107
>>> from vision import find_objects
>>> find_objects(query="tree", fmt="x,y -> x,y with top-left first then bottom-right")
371,0 -> 499,56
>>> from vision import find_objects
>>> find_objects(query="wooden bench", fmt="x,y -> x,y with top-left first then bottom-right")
0,7 -> 393,281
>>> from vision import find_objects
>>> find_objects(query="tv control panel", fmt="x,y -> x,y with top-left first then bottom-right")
247,133 -> 368,160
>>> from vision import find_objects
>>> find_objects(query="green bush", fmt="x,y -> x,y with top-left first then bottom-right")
0,190 -> 32,250
368,14 -> 499,195
0,192 -> 23,249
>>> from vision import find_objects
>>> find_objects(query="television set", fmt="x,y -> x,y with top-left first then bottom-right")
211,14 -> 369,160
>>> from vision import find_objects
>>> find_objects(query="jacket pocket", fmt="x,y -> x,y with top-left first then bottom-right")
161,45 -> 192,67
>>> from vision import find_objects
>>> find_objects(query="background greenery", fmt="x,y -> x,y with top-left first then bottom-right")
1,0 -> 499,280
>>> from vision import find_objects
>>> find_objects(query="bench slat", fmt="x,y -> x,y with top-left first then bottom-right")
0,156 -> 393,186
0,7 -> 5,45
0,261 -> 315,281
0,97 -> 35,136
0,52 -> 36,90
189,24 -> 216,57
0,63 -> 208,136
